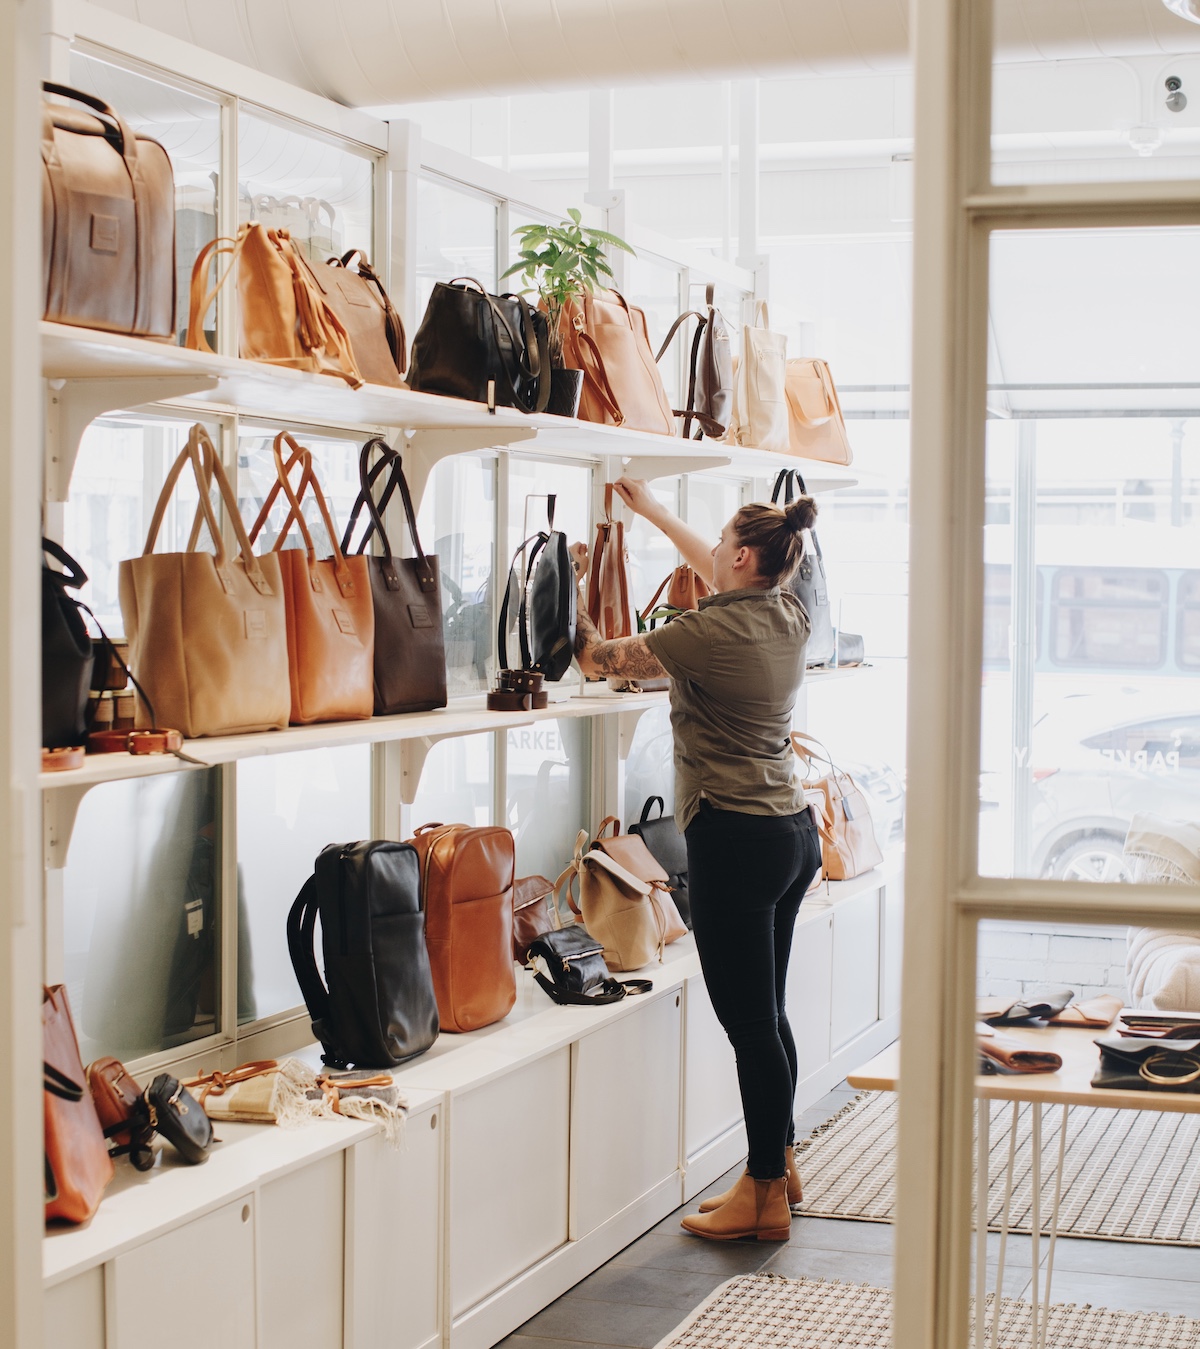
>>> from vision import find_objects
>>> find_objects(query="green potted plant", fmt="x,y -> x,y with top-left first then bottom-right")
501,207 -> 635,417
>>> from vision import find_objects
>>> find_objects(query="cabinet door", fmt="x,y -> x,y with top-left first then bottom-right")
684,975 -> 741,1163
571,991 -> 682,1239
347,1102 -> 442,1349
450,1048 -> 569,1317
787,910 -> 834,1086
882,877 -> 904,1020
109,1197 -> 256,1349
44,1269 -> 103,1349
259,1154 -> 344,1349
831,887 -> 882,1051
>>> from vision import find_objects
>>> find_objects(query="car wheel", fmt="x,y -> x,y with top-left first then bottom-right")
1052,836 -> 1133,884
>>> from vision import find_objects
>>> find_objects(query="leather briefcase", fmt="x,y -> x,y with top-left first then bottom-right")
560,290 -> 674,434
42,83 -> 176,338
316,251 -> 407,387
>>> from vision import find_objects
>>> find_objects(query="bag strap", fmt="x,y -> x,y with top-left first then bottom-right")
534,972 -> 628,1006
340,438 -> 436,593
653,310 -> 706,365
771,469 -> 796,506
497,532 -> 546,671
42,537 -> 87,589
571,319 -> 626,425
43,1062 -> 84,1103
276,231 -> 364,389
595,815 -> 621,840
186,234 -> 242,354
754,300 -> 770,329
638,573 -> 672,627
639,796 -> 666,825
185,1060 -> 278,1107
286,876 -> 332,1035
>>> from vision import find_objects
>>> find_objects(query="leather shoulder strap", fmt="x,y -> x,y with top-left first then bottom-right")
286,876 -> 331,1030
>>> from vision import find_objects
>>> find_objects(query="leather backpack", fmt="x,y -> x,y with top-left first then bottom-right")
42,539 -> 94,750
655,284 -> 734,439
771,469 -> 835,667
287,841 -> 440,1068
497,495 -> 577,683
629,797 -> 691,929
409,823 -> 516,1033
559,290 -> 674,434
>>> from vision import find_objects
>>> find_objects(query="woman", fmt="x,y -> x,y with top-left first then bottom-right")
573,477 -> 823,1243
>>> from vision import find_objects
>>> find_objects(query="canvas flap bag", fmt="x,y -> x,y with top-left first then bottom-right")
785,358 -> 853,465
42,82 -> 176,338
497,495 -> 577,682
340,437 -> 447,715
629,796 -> 691,929
654,284 -> 734,439
287,840 -> 440,1068
315,250 -> 407,387
729,302 -> 789,451
771,469 -> 836,667
590,815 -> 687,945
790,732 -> 884,882
42,538 -> 95,750
408,823 -> 516,1033
248,432 -> 375,725
44,985 -> 114,1224
587,483 -> 634,641
119,424 -> 291,738
559,290 -> 674,435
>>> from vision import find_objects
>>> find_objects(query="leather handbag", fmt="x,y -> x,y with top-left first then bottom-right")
587,484 -> 633,641
42,539 -> 94,750
317,251 -> 407,387
496,496 -> 577,684
119,424 -> 292,738
590,816 -> 687,945
528,923 -> 652,1006
187,222 -> 363,388
340,438 -> 447,715
790,732 -> 884,881
629,796 -> 691,929
409,823 -> 516,1033
42,83 -> 176,338
407,277 -> 550,413
142,1073 -> 213,1164
559,290 -> 674,434
44,986 -> 113,1223
772,469 -> 835,667
639,564 -> 710,630
1092,1037 -> 1200,1092
248,433 -> 375,726
513,874 -> 558,963
785,358 -> 853,465
655,284 -> 734,439
86,1057 -> 154,1169
289,841 -> 440,1068
729,302 -> 789,451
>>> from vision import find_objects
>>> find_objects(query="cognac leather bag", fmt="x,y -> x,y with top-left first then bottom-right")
42,538 -> 95,750
409,823 -> 516,1033
655,284 -> 733,439
560,290 -> 674,434
771,469 -> 835,667
317,251 -> 406,387
85,1057 -> 153,1167
248,433 -> 375,726
790,732 -> 884,881
496,495 -> 577,684
587,484 -> 633,640
44,985 -> 113,1224
629,796 -> 692,929
512,874 -> 558,963
341,438 -> 447,715
119,424 -> 291,738
729,302 -> 788,451
785,358 -> 853,465
42,83 -> 176,338
640,564 -> 710,630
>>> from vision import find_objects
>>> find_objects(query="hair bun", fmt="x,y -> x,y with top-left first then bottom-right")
784,495 -> 818,535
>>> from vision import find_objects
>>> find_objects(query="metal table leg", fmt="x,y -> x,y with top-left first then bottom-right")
989,1101 -> 1020,1349
975,1096 -> 990,1349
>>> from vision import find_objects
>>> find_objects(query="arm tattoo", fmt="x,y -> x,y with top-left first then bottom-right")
574,604 -> 667,679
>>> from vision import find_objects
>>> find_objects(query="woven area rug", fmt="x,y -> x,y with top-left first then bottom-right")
795,1091 -> 1200,1245
653,1274 -> 1200,1349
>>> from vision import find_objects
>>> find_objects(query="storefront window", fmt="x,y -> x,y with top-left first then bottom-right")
417,177 -> 498,313
408,734 -> 495,829
507,719 -> 591,883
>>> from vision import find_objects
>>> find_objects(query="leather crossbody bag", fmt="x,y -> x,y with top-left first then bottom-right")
528,924 -> 652,1006
86,1057 -> 155,1170
142,1074 -> 213,1164
654,284 -> 734,439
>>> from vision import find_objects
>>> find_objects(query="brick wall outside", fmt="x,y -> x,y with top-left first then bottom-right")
977,922 -> 1128,1002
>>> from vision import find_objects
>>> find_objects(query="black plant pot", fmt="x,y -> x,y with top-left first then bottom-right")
546,367 -> 583,418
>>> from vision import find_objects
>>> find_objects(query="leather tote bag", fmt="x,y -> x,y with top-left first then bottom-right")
587,483 -> 633,640
408,823 -> 516,1033
340,438 -> 447,715
44,985 -> 114,1224
640,563 -> 711,630
42,83 -> 176,339
287,841 -> 440,1068
119,424 -> 291,738
729,302 -> 789,451
629,796 -> 692,929
187,222 -> 364,388
559,290 -> 674,435
654,284 -> 734,439
407,277 -> 550,413
497,496 -> 577,682
785,358 -> 853,465
248,433 -> 375,726
42,539 -> 95,750
771,469 -> 835,667
316,250 -> 407,387
790,732 -> 884,881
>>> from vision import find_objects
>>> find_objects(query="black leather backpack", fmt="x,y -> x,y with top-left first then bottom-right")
629,796 -> 691,929
498,494 -> 577,682
287,841 -> 440,1069
41,538 -> 94,750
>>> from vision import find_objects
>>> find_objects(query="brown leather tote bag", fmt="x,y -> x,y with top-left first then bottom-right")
44,986 -> 114,1225
640,564 -> 711,628
315,251 -> 407,388
560,290 -> 674,434
587,483 -> 633,640
248,433 -> 375,726
340,437 -> 447,715
119,425 -> 291,738
42,83 -> 176,338
409,823 -> 516,1033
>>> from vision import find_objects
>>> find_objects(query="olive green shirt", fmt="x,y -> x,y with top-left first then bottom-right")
642,586 -> 810,830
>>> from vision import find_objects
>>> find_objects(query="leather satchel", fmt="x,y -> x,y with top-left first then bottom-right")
42,83 -> 176,338
791,732 -> 884,882
409,823 -> 516,1033
119,424 -> 291,738
587,484 -> 633,640
248,433 -> 375,726
729,302 -> 789,451
629,796 -> 691,929
341,438 -> 447,715
785,358 -> 853,465
44,986 -> 113,1224
772,469 -> 835,667
407,277 -> 550,412
655,284 -> 733,439
42,539 -> 94,750
496,495 -> 577,683
640,564 -> 710,630
288,841 -> 440,1068
513,874 -> 558,963
317,251 -> 406,387
559,290 -> 674,434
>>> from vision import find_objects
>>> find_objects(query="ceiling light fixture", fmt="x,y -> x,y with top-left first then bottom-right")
1163,0 -> 1200,23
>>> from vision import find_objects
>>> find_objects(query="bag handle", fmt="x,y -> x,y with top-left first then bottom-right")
787,359 -> 836,429
43,1061 -> 84,1103
595,815 -> 621,840
341,438 -> 435,593
754,300 -> 770,329
269,434 -> 358,598
639,573 -> 673,627
552,863 -> 580,923
185,1060 -> 278,1107
639,796 -> 666,824
654,310 -> 706,365
496,532 -> 546,672
286,876 -> 333,1046
42,537 -> 87,590
185,234 -> 241,354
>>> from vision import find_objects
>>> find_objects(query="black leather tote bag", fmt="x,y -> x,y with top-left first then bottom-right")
42,538 -> 95,749
341,437 -> 448,715
408,277 -> 551,413
771,469 -> 835,667
287,841 -> 440,1068
629,795 -> 691,929
498,495 -> 577,682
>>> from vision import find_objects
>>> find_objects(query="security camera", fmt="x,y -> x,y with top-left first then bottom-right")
1166,75 -> 1188,112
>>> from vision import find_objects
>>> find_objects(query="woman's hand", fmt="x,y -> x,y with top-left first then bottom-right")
569,541 -> 589,580
613,477 -> 663,522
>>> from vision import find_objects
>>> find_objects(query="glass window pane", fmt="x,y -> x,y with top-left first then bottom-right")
687,476 -> 741,553
506,719 -> 591,882
626,478 -> 681,619
625,253 -> 685,407
237,746 -> 371,1023
1049,568 -> 1167,669
417,178 -> 498,313
237,426 -> 362,557
408,733 -> 495,827
623,703 -> 676,824
1178,572 -> 1200,669
508,461 -> 592,556
63,771 -> 222,1062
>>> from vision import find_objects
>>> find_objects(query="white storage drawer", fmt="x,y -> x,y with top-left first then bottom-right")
831,887 -> 882,1051
44,1267 -> 104,1349
683,975 -> 741,1164
259,1154 -> 344,1349
789,908 -> 834,1084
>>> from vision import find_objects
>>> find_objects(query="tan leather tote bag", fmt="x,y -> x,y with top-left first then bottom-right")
729,302 -> 789,451
560,290 -> 674,434
119,425 -> 290,738
248,433 -> 374,725
587,483 -> 633,640
785,358 -> 853,465
315,250 -> 407,388
790,732 -> 883,881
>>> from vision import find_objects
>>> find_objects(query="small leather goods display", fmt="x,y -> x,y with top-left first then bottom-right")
42,538 -> 94,750
288,840 -> 440,1068
1119,1011 -> 1200,1039
728,302 -> 789,452
42,83 -> 176,338
640,564 -> 710,630
512,874 -> 558,963
340,437 -> 447,715
407,277 -> 550,413
1092,1036 -> 1200,1092
772,469 -> 836,668
785,358 -> 854,466
44,985 -> 114,1223
588,483 -> 634,641
187,222 -> 363,388
655,285 -> 734,439
85,1057 -> 154,1170
408,823 -> 517,1033
790,732 -> 884,882
528,924 -> 652,1007
119,424 -> 291,738
629,796 -> 691,929
317,250 -> 407,387
559,290 -> 674,434
978,1033 -> 1062,1075
977,989 -> 1074,1025
248,432 -> 375,725
142,1073 -> 213,1164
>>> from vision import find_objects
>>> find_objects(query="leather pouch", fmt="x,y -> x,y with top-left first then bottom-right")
978,1034 -> 1063,1075
1092,1036 -> 1200,1092
528,925 -> 652,1006
629,796 -> 691,929
143,1073 -> 213,1164
44,986 -> 114,1223
977,989 -> 1075,1025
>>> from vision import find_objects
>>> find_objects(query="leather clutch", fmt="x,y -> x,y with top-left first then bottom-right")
978,1033 -> 1062,1074
1092,1036 -> 1200,1092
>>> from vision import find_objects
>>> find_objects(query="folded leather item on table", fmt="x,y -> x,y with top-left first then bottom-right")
1118,1011 -> 1200,1039
1047,994 -> 1123,1028
1092,1035 -> 1200,1092
978,1033 -> 1063,1074
977,988 -> 1074,1025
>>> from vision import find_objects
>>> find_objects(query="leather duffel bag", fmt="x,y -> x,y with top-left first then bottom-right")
559,290 -> 674,434
42,82 -> 176,338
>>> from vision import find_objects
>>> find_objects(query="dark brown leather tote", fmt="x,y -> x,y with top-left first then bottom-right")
341,437 -> 448,715
42,82 -> 176,339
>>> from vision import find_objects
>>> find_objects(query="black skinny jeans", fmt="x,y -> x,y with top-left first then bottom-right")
685,801 -> 823,1180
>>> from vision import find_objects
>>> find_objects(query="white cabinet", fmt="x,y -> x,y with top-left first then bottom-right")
831,889 -> 882,1051
44,1267 -> 104,1349
683,974 -> 741,1166
259,1154 -> 344,1349
789,908 -> 834,1086
882,877 -> 904,1020
570,990 -> 682,1239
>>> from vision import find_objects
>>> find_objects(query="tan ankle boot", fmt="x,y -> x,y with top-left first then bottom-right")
681,1173 -> 791,1242
698,1146 -> 803,1213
